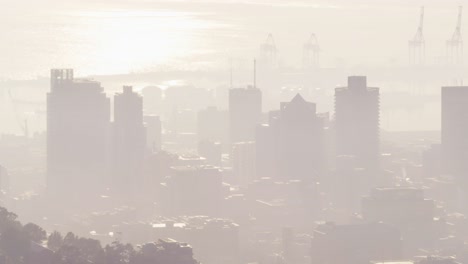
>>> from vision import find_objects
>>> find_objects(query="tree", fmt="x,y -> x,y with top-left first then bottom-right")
0,225 -> 29,263
63,232 -> 77,246
133,241 -> 199,264
74,237 -> 104,264
0,207 -> 20,232
52,244 -> 87,264
22,223 -> 47,243
48,231 -> 64,252
60,233 -> 104,264
104,242 -> 135,264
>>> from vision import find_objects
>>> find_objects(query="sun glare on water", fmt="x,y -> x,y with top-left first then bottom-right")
64,9 -> 215,76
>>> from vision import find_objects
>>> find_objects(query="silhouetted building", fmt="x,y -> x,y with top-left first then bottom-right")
111,86 -> 146,200
276,94 -> 324,181
232,141 -> 256,186
330,155 -> 370,214
362,187 -> 443,257
256,94 -> 324,183
144,115 -> 162,152
335,76 -> 380,173
229,86 -> 262,144
441,86 -> 468,181
441,86 -> 468,211
47,69 -> 110,202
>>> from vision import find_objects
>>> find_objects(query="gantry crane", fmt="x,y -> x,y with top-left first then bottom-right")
409,6 -> 425,65
259,33 -> 278,69
447,6 -> 463,65
303,33 -> 320,69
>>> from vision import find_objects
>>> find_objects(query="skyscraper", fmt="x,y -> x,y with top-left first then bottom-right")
229,86 -> 262,144
441,86 -> 468,184
144,115 -> 162,152
335,76 -> 380,172
232,141 -> 256,186
112,86 -> 146,200
256,94 -> 324,183
47,69 -> 110,202
277,94 -> 325,181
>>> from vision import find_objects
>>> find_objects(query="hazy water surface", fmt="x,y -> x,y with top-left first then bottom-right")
1,0 -> 464,79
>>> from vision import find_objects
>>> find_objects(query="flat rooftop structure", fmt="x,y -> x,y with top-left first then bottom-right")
442,86 -> 468,93
335,76 -> 379,93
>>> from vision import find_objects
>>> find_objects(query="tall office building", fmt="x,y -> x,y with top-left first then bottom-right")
144,115 -> 162,152
47,69 -> 110,201
229,86 -> 262,144
112,86 -> 146,200
256,94 -> 325,183
335,76 -> 380,172
441,86 -> 468,184
232,141 -> 256,186
276,94 -> 325,181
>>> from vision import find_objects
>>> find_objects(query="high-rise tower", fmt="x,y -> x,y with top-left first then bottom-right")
47,69 -> 110,202
441,87 -> 468,183
335,76 -> 380,172
112,86 -> 146,200
256,94 -> 325,183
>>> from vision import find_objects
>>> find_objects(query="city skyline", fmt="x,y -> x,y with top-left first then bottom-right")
2,1 -> 468,264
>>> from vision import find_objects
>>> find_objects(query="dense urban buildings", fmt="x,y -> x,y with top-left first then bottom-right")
5,5 -> 468,261
34,69 -> 468,263
166,166 -> 223,216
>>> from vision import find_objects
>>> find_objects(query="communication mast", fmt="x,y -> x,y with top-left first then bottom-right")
409,6 -> 425,65
303,33 -> 320,69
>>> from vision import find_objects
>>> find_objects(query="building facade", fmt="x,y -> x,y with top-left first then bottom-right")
47,69 -> 110,202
